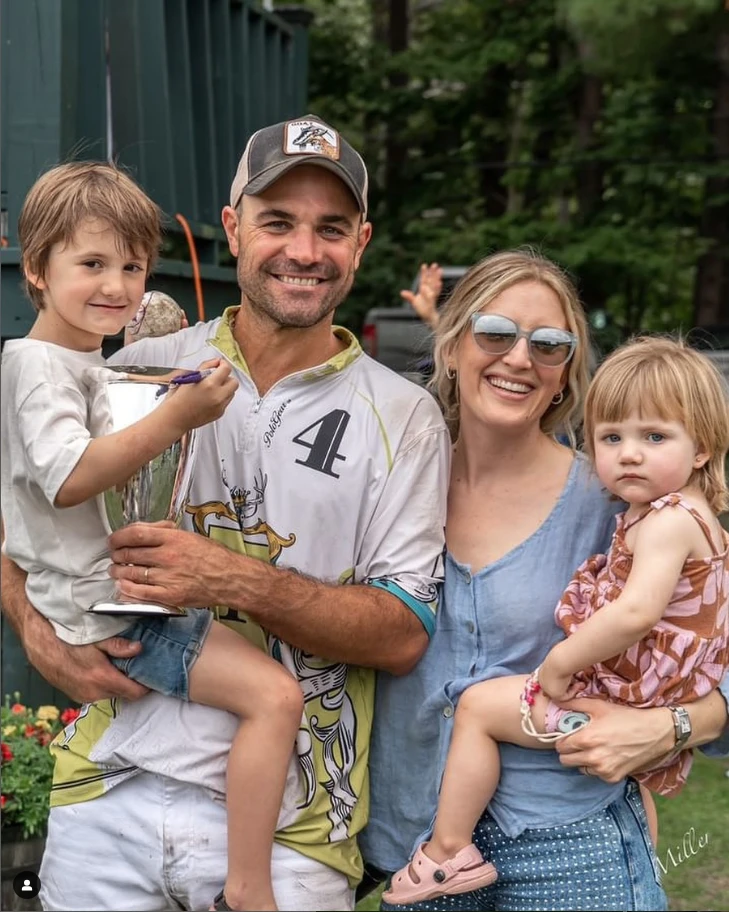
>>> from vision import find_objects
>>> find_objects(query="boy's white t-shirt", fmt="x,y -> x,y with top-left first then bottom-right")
0,338 -> 129,643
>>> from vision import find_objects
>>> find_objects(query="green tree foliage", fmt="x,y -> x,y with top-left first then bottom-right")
302,0 -> 728,343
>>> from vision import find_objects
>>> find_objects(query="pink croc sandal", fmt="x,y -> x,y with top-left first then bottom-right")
383,842 -> 498,905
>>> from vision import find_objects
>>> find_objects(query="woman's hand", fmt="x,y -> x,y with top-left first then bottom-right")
555,698 -> 674,781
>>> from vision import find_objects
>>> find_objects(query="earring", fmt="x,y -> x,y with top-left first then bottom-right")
447,366 -> 456,380
551,390 -> 564,405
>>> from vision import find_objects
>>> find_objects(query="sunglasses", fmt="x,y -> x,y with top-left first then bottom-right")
470,314 -> 577,367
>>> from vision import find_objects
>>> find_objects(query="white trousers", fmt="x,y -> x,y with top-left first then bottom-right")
39,772 -> 354,912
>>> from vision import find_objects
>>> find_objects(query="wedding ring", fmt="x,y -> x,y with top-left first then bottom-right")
581,766 -> 594,776
144,567 -> 150,584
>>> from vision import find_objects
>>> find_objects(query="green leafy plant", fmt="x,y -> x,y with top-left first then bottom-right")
1,695 -> 80,837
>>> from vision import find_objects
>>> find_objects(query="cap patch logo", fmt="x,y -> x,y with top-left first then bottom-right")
284,119 -> 340,160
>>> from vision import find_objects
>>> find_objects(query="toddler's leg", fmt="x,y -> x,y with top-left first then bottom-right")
429,675 -> 552,862
385,675 -> 552,905
189,621 -> 304,912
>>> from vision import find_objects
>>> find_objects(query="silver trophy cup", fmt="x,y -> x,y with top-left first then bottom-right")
88,365 -> 198,617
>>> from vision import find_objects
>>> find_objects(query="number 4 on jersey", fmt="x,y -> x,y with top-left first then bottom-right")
293,410 -> 351,477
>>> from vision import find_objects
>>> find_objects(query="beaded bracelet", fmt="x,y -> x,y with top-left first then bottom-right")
519,666 -> 573,743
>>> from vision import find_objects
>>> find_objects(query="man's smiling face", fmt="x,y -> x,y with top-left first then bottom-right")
223,164 -> 372,329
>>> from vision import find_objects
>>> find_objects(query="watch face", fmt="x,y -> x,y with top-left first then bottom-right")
673,706 -> 691,743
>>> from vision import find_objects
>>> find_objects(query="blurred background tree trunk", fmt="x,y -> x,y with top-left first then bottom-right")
385,0 -> 409,214
693,5 -> 729,327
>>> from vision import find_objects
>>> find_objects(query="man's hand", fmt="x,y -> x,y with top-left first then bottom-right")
25,615 -> 148,704
109,521 -> 234,609
1,549 -> 147,703
555,698 -> 674,782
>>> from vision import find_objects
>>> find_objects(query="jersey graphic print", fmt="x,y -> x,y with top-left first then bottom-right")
185,467 -> 358,840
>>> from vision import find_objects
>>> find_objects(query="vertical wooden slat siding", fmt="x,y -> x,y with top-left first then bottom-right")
0,0 -> 310,704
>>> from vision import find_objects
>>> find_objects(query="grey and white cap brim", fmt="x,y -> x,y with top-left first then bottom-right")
236,157 -> 367,218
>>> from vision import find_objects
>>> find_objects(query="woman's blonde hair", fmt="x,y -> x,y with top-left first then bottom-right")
583,336 -> 729,513
18,161 -> 163,311
431,249 -> 591,444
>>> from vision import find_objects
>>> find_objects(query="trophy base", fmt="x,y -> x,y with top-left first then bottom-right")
88,600 -> 188,617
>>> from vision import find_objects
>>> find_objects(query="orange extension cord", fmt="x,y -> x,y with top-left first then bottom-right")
174,212 -> 205,322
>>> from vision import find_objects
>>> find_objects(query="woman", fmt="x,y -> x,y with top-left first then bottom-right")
362,250 -> 729,911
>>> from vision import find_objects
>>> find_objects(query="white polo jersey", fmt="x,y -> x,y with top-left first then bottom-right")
50,307 -> 450,885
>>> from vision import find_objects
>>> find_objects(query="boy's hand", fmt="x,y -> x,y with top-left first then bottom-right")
165,359 -> 238,432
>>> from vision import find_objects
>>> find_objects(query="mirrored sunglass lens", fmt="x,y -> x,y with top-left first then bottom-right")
473,317 -> 517,352
530,329 -> 573,364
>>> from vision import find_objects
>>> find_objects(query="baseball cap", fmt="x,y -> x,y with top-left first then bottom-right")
230,115 -> 368,218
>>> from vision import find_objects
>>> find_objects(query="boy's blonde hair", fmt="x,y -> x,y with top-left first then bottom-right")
18,161 -> 162,311
584,336 -> 729,513
431,249 -> 591,445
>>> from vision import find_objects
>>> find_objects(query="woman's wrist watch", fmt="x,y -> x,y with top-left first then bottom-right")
669,705 -> 692,751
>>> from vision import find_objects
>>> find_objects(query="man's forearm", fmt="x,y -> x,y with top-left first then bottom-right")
2,552 -> 148,703
109,524 -> 431,674
219,555 -> 429,675
2,551 -> 66,673
1,550 -> 31,639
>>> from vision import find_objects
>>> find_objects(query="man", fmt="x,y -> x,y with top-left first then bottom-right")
1,114 -> 450,911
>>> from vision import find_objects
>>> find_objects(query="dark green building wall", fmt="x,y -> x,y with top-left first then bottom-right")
1,0 -> 312,706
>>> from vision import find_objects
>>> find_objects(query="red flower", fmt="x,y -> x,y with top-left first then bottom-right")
60,708 -> 81,726
1,743 -> 13,762
24,724 -> 36,738
1,795 -> 6,808
10,703 -> 25,714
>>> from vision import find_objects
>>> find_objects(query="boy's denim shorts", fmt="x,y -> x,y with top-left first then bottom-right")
381,779 -> 667,912
110,608 -> 214,701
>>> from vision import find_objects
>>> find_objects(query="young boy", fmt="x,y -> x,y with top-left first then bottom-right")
0,162 -> 304,912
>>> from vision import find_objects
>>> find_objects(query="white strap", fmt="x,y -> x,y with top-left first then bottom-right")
519,666 -> 572,743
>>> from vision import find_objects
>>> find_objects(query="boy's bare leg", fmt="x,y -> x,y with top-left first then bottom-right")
189,622 -> 304,911
427,675 -> 553,863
